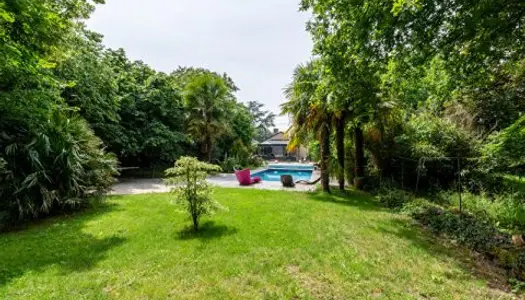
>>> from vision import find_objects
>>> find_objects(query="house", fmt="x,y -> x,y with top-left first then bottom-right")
257,129 -> 308,161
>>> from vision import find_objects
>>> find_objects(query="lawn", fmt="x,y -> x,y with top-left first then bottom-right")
0,189 -> 515,299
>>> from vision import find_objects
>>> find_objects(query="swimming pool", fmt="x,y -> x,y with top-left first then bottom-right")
252,164 -> 314,182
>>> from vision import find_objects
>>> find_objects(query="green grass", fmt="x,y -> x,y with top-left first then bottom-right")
0,189 -> 515,299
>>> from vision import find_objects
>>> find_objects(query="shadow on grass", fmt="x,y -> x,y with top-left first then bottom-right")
177,221 -> 238,241
374,218 -> 511,293
305,189 -> 384,212
306,189 -> 513,292
0,203 -> 127,287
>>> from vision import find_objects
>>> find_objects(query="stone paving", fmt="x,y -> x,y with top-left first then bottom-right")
110,172 -> 320,195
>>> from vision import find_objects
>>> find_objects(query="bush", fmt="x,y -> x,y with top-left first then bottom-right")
482,115 -> 525,173
220,155 -> 264,173
367,112 -> 478,191
165,157 -> 225,231
0,110 -> 117,230
220,157 -> 242,173
446,192 -> 525,234
409,204 -> 506,252
377,187 -> 414,210
405,200 -> 525,281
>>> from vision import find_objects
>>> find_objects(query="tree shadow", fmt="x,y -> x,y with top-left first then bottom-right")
176,221 -> 238,241
0,203 -> 127,287
374,218 -> 512,293
305,189 -> 385,212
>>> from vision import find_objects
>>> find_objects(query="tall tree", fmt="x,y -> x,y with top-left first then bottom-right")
301,0 -> 390,189
334,111 -> 346,190
282,61 -> 332,192
55,30 -> 121,145
183,74 -> 232,162
246,101 -> 276,141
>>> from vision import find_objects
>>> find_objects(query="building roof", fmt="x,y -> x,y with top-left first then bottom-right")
259,140 -> 289,146
258,131 -> 289,146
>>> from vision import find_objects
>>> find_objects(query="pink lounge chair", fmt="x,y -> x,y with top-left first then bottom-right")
234,169 -> 262,186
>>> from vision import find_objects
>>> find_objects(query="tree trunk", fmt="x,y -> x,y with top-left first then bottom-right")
200,139 -> 208,161
354,124 -> 365,190
192,213 -> 199,231
345,141 -> 355,185
336,113 -> 346,191
206,135 -> 213,162
320,122 -> 331,193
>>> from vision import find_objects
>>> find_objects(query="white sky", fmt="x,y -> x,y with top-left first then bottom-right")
86,0 -> 313,130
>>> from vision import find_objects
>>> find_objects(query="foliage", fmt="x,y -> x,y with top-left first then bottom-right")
183,74 -> 234,162
444,192 -> 525,235
0,0 -> 117,229
165,157 -> 224,231
407,201 -> 525,282
399,113 -> 476,160
482,115 -> 525,173
0,0 -> 102,91
54,32 -> 121,147
409,204 -> 506,254
456,61 -> 525,133
171,66 -> 239,92
0,108 -> 117,230
377,187 -> 413,210
246,101 -> 276,141
215,102 -> 258,167
374,188 -> 525,283
219,157 -> 242,173
282,60 -> 333,192
365,112 -> 477,190
99,49 -> 189,167
302,0 -> 525,81
298,0 -> 525,193
296,0 -> 525,286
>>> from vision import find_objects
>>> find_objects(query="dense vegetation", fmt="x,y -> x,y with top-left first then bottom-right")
283,0 -> 525,193
0,0 -> 273,229
281,0 -> 525,286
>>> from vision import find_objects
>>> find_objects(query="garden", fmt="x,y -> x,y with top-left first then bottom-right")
1,0 -> 525,298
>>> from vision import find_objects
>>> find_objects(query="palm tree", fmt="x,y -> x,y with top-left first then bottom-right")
282,61 -> 332,192
183,74 -> 231,162
334,110 -> 346,190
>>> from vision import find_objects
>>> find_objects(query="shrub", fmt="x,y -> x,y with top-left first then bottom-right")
367,112 -> 478,191
406,200 -> 525,281
447,192 -> 525,234
165,157 -> 225,231
220,155 -> 264,173
409,205 -> 506,254
377,187 -> 414,210
220,157 -> 242,173
0,110 -> 117,230
482,115 -> 525,173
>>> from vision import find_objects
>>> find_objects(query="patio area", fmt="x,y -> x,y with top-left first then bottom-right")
110,172 -> 320,195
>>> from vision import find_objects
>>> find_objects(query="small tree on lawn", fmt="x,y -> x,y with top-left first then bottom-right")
165,156 -> 224,231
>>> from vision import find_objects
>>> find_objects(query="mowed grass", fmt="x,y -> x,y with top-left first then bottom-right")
0,189 -> 515,299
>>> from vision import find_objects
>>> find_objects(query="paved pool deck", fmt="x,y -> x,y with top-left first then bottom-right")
110,171 -> 322,195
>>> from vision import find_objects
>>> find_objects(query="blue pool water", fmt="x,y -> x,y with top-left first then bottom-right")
252,165 -> 314,182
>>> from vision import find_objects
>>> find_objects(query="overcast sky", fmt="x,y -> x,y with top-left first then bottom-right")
86,0 -> 313,130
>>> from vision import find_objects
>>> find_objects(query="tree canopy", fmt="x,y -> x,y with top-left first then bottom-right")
281,0 -> 525,192
0,0 -> 275,228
